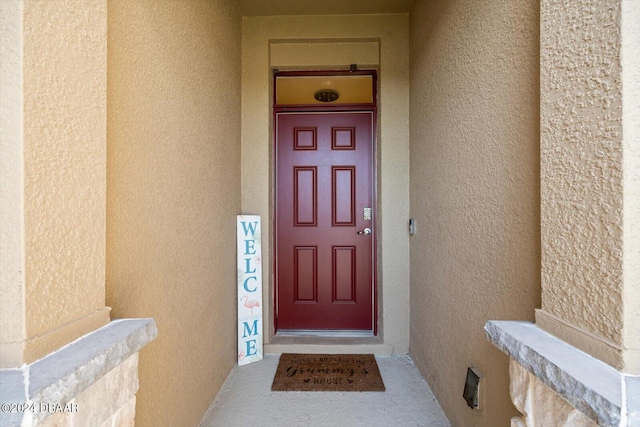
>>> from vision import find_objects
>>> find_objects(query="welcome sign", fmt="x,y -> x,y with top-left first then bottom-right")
237,215 -> 263,366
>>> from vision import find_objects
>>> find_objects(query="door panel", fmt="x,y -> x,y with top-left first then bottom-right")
276,111 -> 374,331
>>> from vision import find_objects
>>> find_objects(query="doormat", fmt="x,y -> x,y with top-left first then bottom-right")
271,353 -> 385,392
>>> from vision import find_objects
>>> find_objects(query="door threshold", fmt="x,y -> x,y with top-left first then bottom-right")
265,335 -> 393,356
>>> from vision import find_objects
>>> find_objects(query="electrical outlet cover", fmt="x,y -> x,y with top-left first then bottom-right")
463,367 -> 481,409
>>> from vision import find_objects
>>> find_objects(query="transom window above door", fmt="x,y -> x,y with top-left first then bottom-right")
275,72 -> 376,106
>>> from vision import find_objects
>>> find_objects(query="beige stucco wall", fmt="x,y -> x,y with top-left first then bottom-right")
409,0 -> 541,426
106,0 -> 242,425
538,0 -> 639,373
242,14 -> 410,353
1,0 -> 110,368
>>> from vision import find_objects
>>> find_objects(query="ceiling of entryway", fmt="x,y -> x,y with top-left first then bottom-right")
237,0 -> 414,16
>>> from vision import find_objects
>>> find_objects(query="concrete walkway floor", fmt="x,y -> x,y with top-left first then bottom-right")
200,354 -> 450,427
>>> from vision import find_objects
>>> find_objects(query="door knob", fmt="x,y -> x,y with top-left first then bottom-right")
357,228 -> 372,235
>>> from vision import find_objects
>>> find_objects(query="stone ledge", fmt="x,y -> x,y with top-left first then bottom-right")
0,318 -> 157,427
485,320 -> 639,427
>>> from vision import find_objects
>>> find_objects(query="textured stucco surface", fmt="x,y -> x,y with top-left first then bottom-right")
1,0 -> 110,366
409,1 -> 541,426
242,14 -> 410,354
539,0 -> 638,372
106,1 -> 242,425
0,0 -> 25,368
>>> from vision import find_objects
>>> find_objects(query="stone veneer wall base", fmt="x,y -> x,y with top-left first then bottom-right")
0,318 -> 157,427
485,321 -> 639,427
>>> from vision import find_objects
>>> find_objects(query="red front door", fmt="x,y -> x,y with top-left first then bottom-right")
275,111 -> 375,331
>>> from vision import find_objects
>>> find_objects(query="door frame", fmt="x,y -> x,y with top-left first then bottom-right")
272,69 -> 379,336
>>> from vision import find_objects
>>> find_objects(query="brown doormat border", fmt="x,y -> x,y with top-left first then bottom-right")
271,353 -> 386,392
